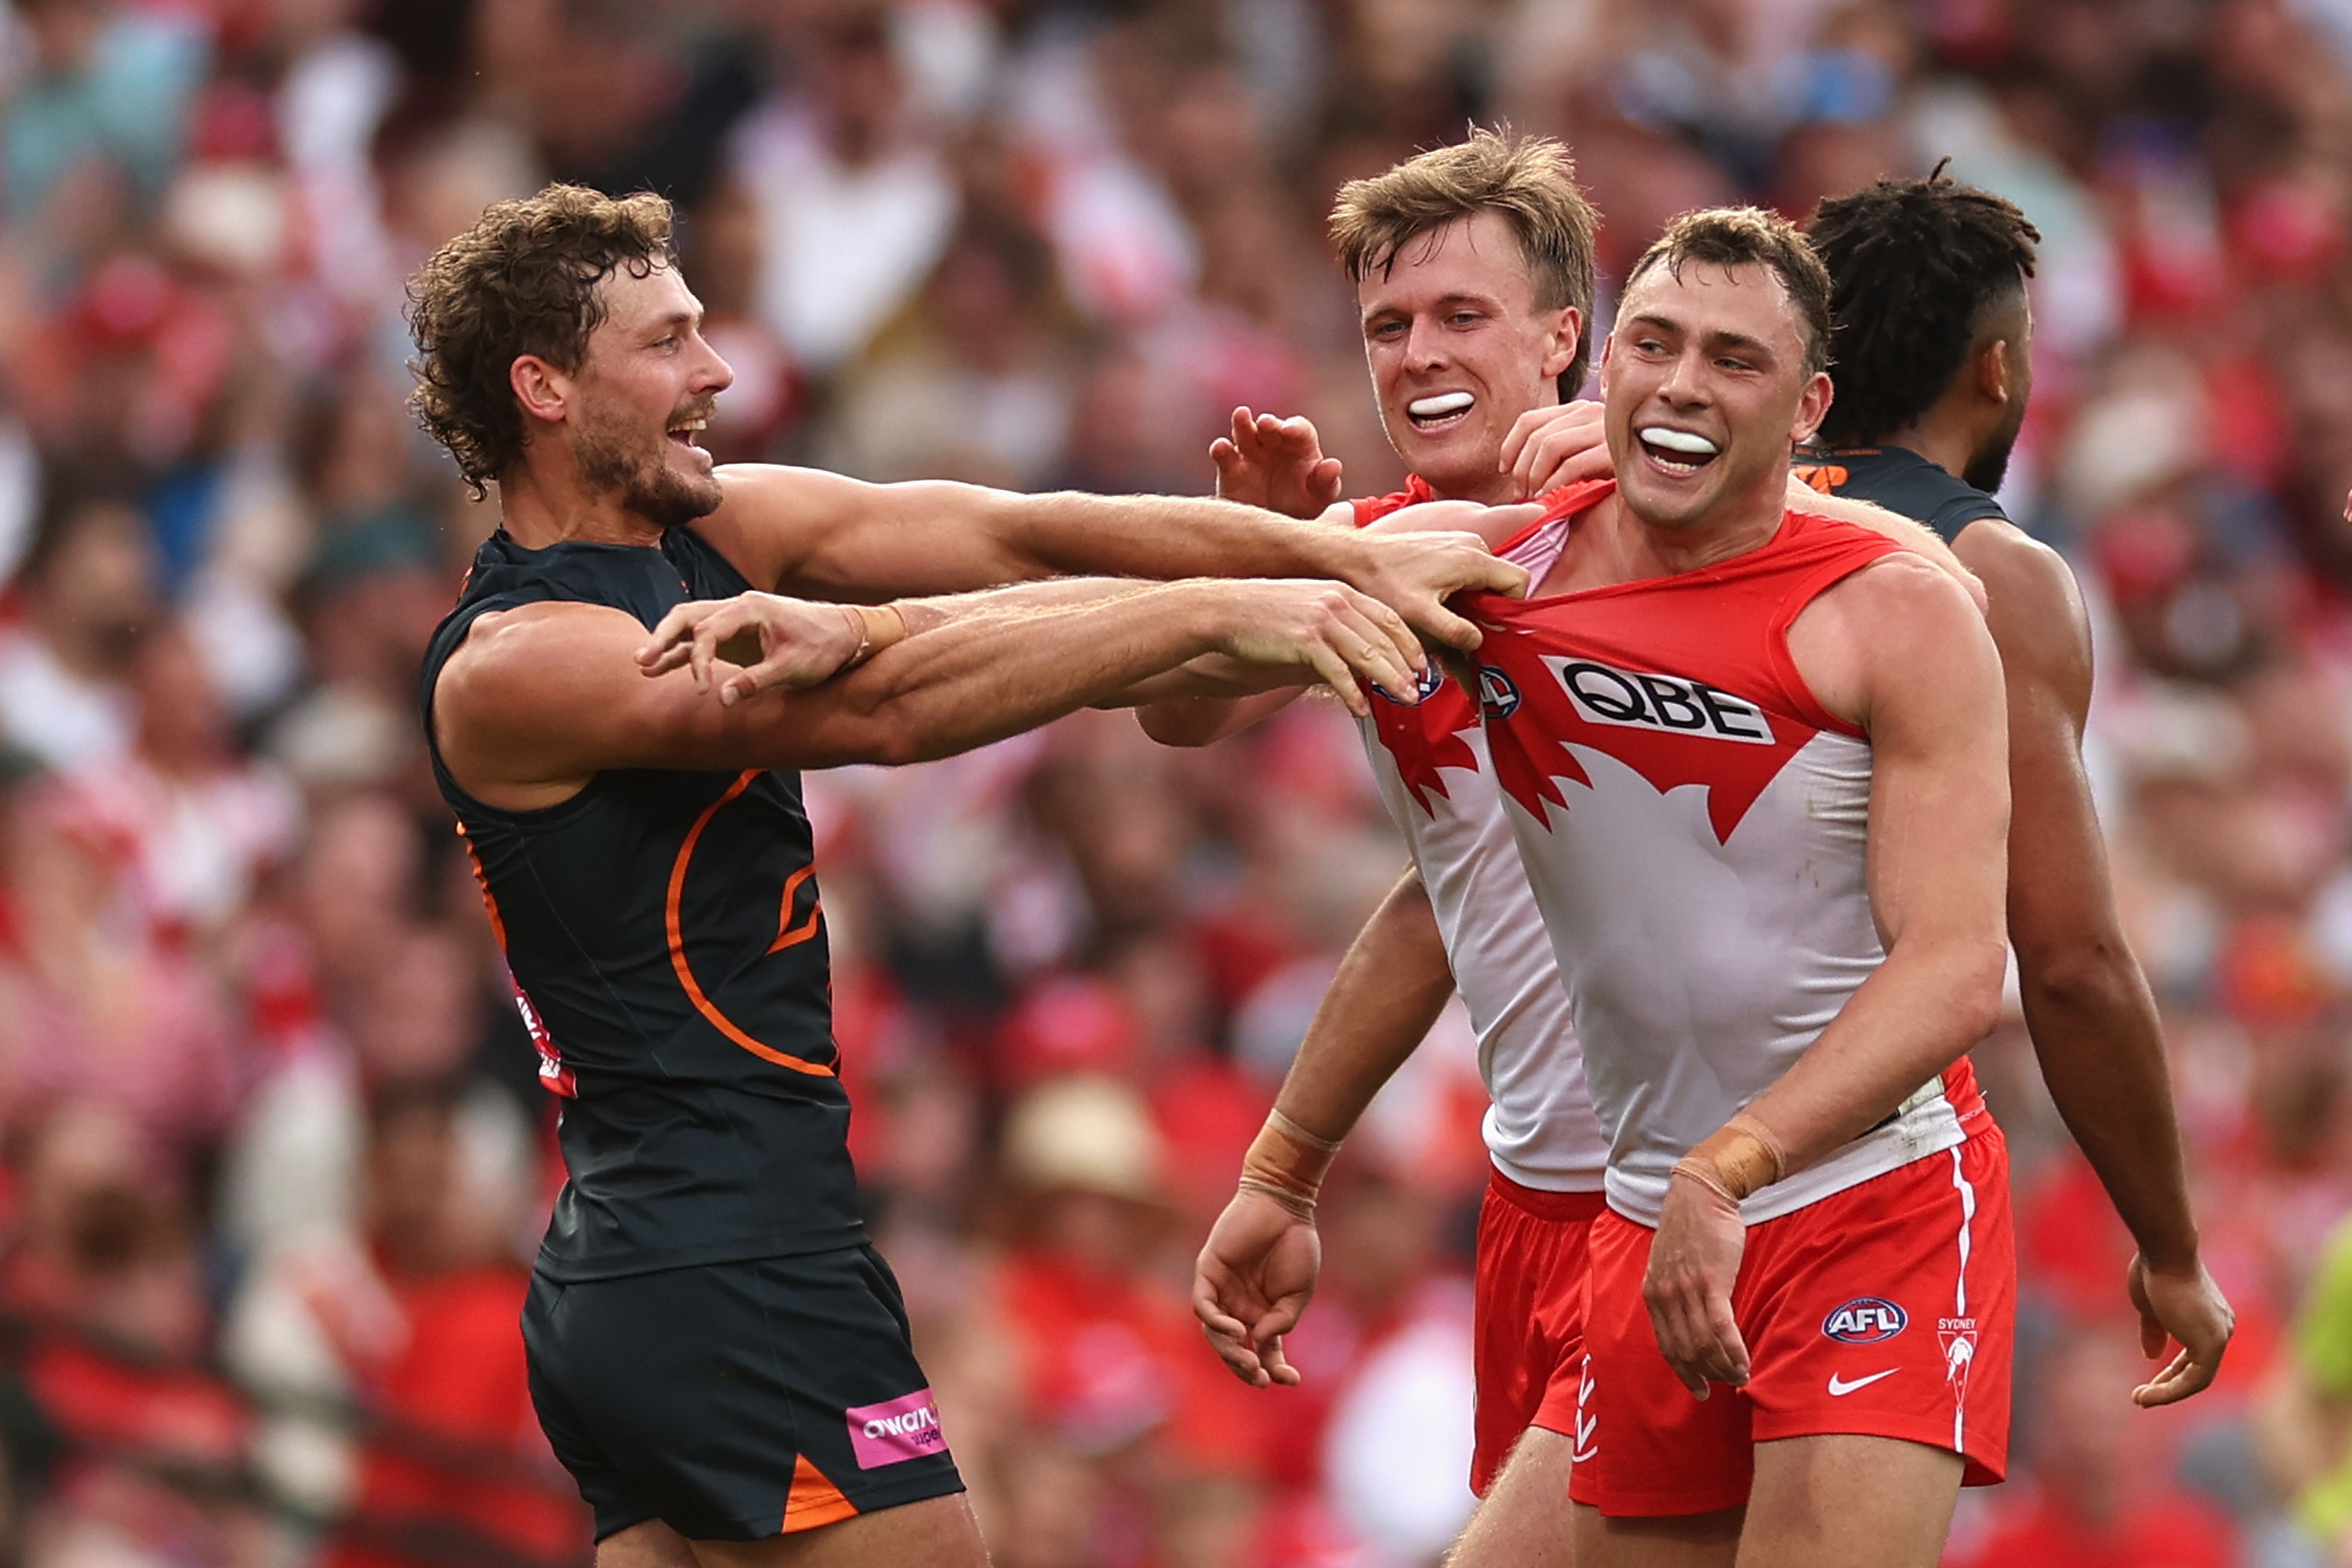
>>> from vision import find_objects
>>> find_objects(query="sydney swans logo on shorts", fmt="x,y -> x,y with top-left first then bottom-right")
846,1389 -> 947,1469
1554,659 -> 1775,745
1822,1298 -> 1908,1344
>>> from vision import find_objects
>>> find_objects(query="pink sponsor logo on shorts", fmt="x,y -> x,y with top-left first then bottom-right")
846,1389 -> 947,1469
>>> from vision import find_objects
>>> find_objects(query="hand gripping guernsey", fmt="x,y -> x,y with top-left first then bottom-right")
1349,476 -> 1611,1494
1465,490 -> 2013,1516
419,527 -> 962,1543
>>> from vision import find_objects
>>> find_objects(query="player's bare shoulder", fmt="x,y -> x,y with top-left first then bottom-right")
694,463 -> 874,590
434,599 -> 648,801
1951,515 -> 2092,677
1788,549 -> 1999,731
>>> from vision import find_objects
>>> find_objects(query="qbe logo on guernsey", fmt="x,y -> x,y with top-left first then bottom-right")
1551,658 -> 1775,745
1822,1297 -> 1908,1344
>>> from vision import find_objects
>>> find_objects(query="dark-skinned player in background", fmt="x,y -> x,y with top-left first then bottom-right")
1793,169 -> 2232,1404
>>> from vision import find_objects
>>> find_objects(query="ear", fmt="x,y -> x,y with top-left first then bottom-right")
1976,339 -> 2014,410
510,354 -> 571,427
1539,307 -> 1584,384
1789,369 -> 1833,446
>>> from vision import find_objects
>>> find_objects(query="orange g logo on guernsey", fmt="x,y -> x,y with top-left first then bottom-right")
665,771 -> 835,1076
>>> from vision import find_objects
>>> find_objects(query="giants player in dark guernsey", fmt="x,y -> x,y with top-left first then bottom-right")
408,186 -> 1523,1568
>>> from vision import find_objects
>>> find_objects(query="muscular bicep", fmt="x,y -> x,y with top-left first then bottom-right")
432,602 -> 887,804
708,463 -> 1033,599
1860,572 -> 2010,956
1957,521 -> 2114,953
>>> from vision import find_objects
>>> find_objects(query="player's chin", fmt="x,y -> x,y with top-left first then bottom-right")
1395,423 -> 1501,491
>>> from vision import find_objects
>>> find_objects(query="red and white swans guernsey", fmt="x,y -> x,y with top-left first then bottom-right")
1461,483 -> 1991,1227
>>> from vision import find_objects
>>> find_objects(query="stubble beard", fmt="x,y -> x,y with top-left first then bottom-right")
1962,423 -> 2020,498
575,404 -> 724,532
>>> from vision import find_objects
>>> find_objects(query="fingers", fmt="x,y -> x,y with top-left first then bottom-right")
2132,1342 -> 2217,1408
1245,1309 -> 1303,1388
688,609 -> 742,697
1192,1267 -> 1269,1387
1305,640 -> 1372,717
1413,598 -> 1488,654
1329,602 -> 1417,700
1309,456 -> 1345,511
1646,1280 -> 1749,1397
638,600 -> 724,674
2139,1304 -> 2169,1362
1499,408 -> 1537,477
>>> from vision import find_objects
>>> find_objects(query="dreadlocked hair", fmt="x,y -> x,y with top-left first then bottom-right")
1806,162 -> 2040,447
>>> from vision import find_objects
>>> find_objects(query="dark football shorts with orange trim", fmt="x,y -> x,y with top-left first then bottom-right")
523,1244 -> 966,1542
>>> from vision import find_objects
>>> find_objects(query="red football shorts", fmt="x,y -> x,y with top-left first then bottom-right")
1472,1169 -> 1606,1495
1569,1127 -> 2013,1517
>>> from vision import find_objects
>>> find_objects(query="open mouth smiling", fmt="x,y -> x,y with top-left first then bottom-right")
1635,425 -> 1720,477
666,415 -> 710,451
1406,390 -> 1475,434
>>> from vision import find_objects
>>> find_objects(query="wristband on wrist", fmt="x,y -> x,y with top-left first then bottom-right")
1675,1112 -> 1788,1204
837,603 -> 907,670
1240,1109 -> 1343,1216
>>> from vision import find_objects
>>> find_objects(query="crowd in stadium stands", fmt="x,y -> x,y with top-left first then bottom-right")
3,0 -> 2352,1564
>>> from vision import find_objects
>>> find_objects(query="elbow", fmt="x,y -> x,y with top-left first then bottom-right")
1945,942 -> 2010,1049
852,716 -> 926,768
1137,702 -> 1219,748
2017,934 -> 2142,1021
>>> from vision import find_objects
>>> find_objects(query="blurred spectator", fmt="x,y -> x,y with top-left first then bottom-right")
1950,1323 -> 2238,1568
0,483 -> 157,775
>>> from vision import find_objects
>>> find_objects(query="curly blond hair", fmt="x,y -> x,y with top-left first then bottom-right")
406,184 -> 676,498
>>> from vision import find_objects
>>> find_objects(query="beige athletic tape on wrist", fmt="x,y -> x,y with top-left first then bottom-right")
841,604 -> 907,669
1676,1112 -> 1788,1203
1240,1111 -> 1341,1216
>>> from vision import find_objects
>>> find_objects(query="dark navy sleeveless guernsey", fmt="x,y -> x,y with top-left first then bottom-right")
1791,444 -> 2009,545
420,526 -> 862,1282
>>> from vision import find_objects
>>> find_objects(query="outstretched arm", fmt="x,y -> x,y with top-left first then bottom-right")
697,464 -> 1521,652
1643,557 -> 2011,1396
1958,519 -> 2231,1405
434,576 -> 1427,810
1194,866 -> 1457,1386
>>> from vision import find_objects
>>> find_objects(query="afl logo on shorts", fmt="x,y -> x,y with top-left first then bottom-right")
1377,662 -> 1447,706
1822,1298 -> 1907,1344
1477,666 -> 1521,720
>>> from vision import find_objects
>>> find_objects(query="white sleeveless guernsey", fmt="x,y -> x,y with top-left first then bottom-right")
1466,490 -> 1991,1226
1348,477 -> 1610,1192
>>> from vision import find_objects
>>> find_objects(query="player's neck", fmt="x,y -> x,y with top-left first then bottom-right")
1621,476 -> 1788,576
498,464 -> 666,552
1875,419 -> 1979,492
1417,463 -> 1520,507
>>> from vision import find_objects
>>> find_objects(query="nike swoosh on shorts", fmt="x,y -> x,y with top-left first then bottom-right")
1827,1369 -> 1899,1396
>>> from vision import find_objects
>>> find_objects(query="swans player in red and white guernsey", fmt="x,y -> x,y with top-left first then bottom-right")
1150,136 -> 1986,1567
1463,207 -> 2015,1567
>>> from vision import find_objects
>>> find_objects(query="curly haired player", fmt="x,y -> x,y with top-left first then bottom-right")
409,184 -> 1522,1568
